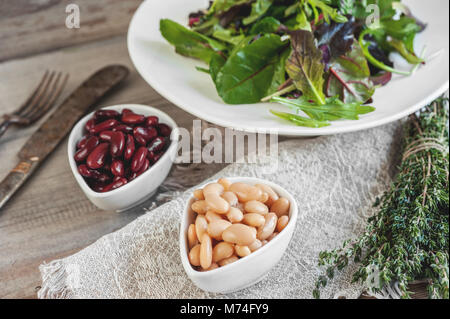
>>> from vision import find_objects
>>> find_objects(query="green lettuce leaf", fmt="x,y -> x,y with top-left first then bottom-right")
160,19 -> 226,64
215,34 -> 287,104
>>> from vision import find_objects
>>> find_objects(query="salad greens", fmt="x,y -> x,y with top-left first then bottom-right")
160,0 -> 426,128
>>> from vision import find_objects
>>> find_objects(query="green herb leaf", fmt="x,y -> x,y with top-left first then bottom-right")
313,98 -> 449,299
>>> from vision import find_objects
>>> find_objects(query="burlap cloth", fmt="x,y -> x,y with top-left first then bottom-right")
38,122 -> 403,299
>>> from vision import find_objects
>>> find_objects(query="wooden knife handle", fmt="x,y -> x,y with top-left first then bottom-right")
0,158 -> 39,212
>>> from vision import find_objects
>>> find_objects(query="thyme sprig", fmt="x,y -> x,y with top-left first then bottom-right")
314,97 -> 449,299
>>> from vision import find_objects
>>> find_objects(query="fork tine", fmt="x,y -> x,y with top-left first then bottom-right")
14,71 -> 50,116
20,71 -> 56,118
26,73 -> 69,124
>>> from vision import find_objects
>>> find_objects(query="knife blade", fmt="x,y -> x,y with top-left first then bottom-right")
0,65 -> 129,211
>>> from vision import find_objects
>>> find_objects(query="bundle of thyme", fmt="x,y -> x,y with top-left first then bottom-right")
314,97 -> 449,299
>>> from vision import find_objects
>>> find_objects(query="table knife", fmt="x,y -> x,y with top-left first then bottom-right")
0,65 -> 129,211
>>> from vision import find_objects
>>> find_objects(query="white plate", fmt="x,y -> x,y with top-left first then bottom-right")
127,0 -> 449,136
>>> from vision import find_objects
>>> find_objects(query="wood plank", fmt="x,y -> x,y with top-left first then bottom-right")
0,0 -> 142,62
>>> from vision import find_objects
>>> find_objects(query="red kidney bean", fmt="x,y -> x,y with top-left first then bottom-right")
147,136 -> 166,153
77,135 -> 90,150
111,159 -> 125,177
96,173 -> 112,184
129,159 -> 149,180
99,131 -> 115,142
86,143 -> 109,169
102,178 -> 128,193
94,109 -> 120,122
78,164 -> 94,178
90,119 -> 119,135
133,126 -> 157,146
124,134 -> 135,161
90,181 -> 108,193
113,175 -> 124,183
121,108 -> 133,115
131,146 -> 148,172
85,119 -> 96,134
147,151 -> 156,162
74,136 -> 99,162
157,123 -> 172,137
153,152 -> 163,163
112,125 -> 134,134
102,163 -> 111,173
110,131 -> 125,157
145,116 -> 159,127
122,112 -> 145,125
138,159 -> 150,174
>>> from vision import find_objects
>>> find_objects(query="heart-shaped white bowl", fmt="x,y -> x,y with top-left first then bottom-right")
180,177 -> 299,293
68,104 -> 179,212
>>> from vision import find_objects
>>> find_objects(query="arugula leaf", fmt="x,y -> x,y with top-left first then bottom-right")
272,96 -> 375,121
326,40 -> 375,104
386,38 -> 424,65
270,110 -> 331,128
215,34 -> 287,104
339,0 -> 355,15
306,0 -> 348,24
160,19 -> 227,64
286,30 -> 326,105
243,0 -> 274,25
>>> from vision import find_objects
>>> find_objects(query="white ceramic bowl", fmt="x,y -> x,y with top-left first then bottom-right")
68,104 -> 179,212
180,177 -> 299,293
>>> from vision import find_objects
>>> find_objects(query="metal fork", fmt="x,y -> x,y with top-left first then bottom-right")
0,71 -> 69,139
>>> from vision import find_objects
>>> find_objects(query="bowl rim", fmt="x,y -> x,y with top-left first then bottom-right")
68,104 -> 179,198
180,176 -> 299,277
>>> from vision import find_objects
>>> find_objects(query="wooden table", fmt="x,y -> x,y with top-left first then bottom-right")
0,0 -> 428,299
